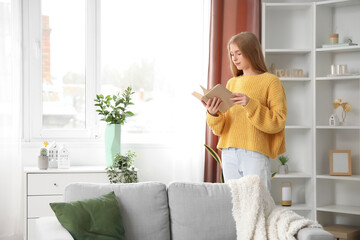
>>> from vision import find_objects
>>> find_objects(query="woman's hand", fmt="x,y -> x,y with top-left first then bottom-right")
202,97 -> 222,116
230,93 -> 249,106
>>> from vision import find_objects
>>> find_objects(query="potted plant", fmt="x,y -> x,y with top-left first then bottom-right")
38,141 -> 49,170
106,150 -> 138,183
278,155 -> 289,174
94,87 -> 135,167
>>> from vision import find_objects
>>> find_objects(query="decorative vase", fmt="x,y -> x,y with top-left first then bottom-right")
105,124 -> 121,167
38,156 -> 49,170
279,164 -> 288,174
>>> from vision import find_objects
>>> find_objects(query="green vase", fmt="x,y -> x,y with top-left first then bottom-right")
105,124 -> 121,167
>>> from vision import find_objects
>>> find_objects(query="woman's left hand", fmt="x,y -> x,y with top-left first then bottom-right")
230,93 -> 249,106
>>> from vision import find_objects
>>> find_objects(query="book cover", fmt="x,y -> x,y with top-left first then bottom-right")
192,84 -> 234,113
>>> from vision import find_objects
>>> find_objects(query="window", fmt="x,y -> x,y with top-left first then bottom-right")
42,0 -> 86,130
24,0 -> 210,142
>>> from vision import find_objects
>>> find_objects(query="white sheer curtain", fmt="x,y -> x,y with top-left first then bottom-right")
0,0 -> 22,239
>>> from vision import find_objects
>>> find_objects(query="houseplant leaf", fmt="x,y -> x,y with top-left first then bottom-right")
204,144 -> 224,183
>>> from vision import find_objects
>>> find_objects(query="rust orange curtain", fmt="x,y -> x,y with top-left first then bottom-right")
204,0 -> 261,183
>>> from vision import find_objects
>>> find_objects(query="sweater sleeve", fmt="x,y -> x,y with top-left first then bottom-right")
243,79 -> 287,134
206,111 -> 226,136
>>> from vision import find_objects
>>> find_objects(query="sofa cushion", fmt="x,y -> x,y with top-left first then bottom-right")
167,182 -> 236,240
65,182 -> 170,240
50,191 -> 125,240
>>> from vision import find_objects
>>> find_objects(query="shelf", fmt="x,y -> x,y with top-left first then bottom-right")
317,205 -> 360,215
317,174 -> 360,181
274,172 -> 312,178
281,77 -> 311,81
316,0 -> 360,8
316,126 -> 360,129
316,75 -> 360,81
276,203 -> 312,211
266,49 -> 312,54
265,2 -> 313,9
316,45 -> 360,53
286,125 -> 311,129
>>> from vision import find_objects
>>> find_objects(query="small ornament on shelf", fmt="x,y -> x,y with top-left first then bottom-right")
330,150 -> 352,176
58,145 -> 70,169
269,63 -> 304,78
328,63 -> 353,77
329,33 -> 339,44
278,155 -> 289,174
333,99 -> 351,125
329,114 -> 339,126
281,182 -> 292,206
275,68 -> 304,78
48,141 -> 59,168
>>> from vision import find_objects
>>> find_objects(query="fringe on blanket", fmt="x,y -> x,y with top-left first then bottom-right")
228,175 -> 321,240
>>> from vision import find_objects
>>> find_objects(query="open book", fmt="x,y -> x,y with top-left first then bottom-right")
192,84 -> 234,113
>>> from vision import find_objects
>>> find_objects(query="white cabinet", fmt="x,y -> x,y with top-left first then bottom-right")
24,166 -> 109,240
263,0 -> 360,226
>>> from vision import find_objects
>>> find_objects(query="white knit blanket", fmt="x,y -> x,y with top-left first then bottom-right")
228,175 -> 321,240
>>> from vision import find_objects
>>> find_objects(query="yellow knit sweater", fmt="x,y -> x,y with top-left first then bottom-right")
206,72 -> 287,159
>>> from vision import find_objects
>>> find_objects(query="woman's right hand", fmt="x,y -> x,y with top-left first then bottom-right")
202,97 -> 222,116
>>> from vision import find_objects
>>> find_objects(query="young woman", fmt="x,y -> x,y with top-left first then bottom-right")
205,32 -> 287,191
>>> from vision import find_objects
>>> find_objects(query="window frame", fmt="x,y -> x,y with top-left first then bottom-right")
23,0 -> 99,141
23,0 -> 210,142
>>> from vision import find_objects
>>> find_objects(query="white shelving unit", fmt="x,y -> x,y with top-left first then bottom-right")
263,0 -> 360,227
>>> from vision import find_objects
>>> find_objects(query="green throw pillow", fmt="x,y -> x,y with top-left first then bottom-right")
50,191 -> 125,240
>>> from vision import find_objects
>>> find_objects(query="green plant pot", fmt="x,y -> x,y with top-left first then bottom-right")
105,124 -> 121,167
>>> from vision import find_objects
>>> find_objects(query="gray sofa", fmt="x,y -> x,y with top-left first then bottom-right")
35,182 -> 334,240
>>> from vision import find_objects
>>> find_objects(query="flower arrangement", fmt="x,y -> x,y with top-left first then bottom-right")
94,87 -> 135,125
333,99 -> 351,124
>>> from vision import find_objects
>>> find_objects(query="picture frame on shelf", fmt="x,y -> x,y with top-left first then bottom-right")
330,150 -> 352,176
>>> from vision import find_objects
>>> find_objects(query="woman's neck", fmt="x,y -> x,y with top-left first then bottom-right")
242,67 -> 262,76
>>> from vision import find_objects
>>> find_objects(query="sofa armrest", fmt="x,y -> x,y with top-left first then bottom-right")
297,228 -> 335,240
34,217 -> 74,240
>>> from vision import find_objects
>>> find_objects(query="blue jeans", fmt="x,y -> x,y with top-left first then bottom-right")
222,148 -> 271,191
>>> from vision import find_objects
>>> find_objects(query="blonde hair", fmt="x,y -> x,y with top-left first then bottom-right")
228,32 -> 268,77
